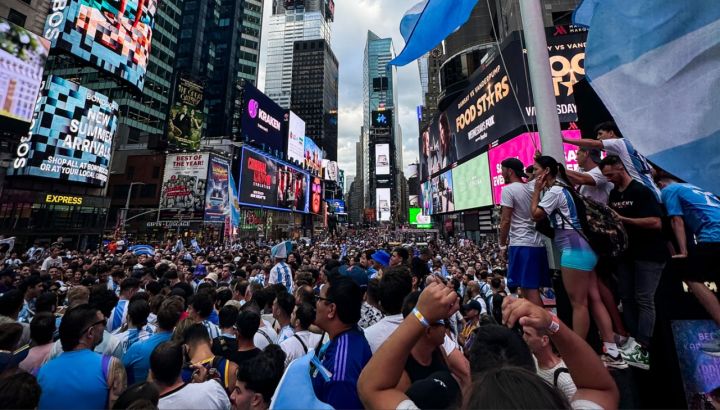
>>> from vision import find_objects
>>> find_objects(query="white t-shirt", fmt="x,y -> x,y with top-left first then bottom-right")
578,167 -> 613,205
501,182 -> 544,247
277,324 -> 294,343
41,256 -> 62,272
601,138 -> 661,201
535,358 -> 577,401
254,321 -> 278,350
538,186 -> 582,230
280,330 -> 323,367
365,313 -> 458,357
158,381 -> 231,410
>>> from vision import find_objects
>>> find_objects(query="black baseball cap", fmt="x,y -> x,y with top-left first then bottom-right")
405,371 -> 461,409
501,158 -> 529,179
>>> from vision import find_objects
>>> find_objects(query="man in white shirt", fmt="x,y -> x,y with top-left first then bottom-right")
566,148 -> 614,205
498,158 -> 550,307
272,292 -> 295,343
40,247 -> 63,274
524,325 -> 577,401
279,302 -> 322,366
364,268 -> 414,353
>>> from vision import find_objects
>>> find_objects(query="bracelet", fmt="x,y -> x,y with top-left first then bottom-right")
411,308 -> 430,328
499,245 -> 507,250
547,314 -> 561,335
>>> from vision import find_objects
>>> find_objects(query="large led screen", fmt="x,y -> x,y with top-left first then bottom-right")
431,170 -> 455,214
168,77 -> 203,150
238,147 -> 309,213
0,18 -> 50,131
240,82 -> 284,158
204,155 -> 230,223
375,143 -> 390,175
420,180 -> 433,216
326,199 -> 345,213
44,0 -> 157,90
323,160 -> 338,182
310,177 -> 322,214
409,207 -> 432,229
286,110 -> 305,164
453,152 -> 492,211
303,136 -> 323,176
10,76 -> 118,186
159,153 -> 209,219
376,188 -> 391,221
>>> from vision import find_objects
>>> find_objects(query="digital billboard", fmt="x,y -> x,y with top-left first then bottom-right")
159,153 -> 209,219
10,76 -> 118,187
488,133 -> 539,204
421,180 -> 433,216
238,147 -> 309,213
240,82 -> 284,158
323,160 -> 338,182
44,0 -> 157,90
409,207 -> 432,229
453,152 -> 493,211
431,169 -> 454,214
376,188 -> 391,221
419,126 -> 430,180
0,18 -> 50,132
372,109 -> 392,128
310,177 -> 323,214
304,136 -> 323,176
204,155 -> 230,223
326,199 -> 345,214
375,143 -> 390,175
286,110 -> 305,164
168,76 -> 203,150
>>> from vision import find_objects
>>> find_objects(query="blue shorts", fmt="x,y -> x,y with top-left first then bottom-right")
554,230 -> 598,271
507,246 -> 551,289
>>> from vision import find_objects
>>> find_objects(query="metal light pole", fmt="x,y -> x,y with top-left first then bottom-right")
121,182 -> 145,232
519,0 -> 566,164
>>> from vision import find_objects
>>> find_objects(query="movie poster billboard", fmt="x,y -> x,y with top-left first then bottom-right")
431,169 -> 454,214
0,18 -> 50,132
9,76 -> 118,187
168,77 -> 203,150
376,188 -> 391,221
44,0 -> 157,90
204,155 -> 230,223
159,153 -> 209,219
672,320 -> 720,407
238,147 -> 309,213
240,82 -> 284,158
287,110 -> 306,164
304,136 -> 323,176
375,143 -> 390,175
453,152 -> 492,211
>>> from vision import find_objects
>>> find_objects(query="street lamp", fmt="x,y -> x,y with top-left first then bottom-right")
121,182 -> 145,232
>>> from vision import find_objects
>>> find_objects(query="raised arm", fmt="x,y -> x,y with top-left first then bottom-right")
563,138 -> 603,150
565,169 -> 597,187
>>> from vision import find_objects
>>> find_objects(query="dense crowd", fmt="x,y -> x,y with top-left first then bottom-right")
0,122 -> 719,409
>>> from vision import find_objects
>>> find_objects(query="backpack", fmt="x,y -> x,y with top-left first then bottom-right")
557,183 -> 629,259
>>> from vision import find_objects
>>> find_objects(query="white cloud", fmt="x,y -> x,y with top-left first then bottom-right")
258,0 -> 423,181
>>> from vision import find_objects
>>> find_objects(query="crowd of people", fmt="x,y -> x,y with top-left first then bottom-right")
0,121 -> 718,409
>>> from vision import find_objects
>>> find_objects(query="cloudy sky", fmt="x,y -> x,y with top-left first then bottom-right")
257,0 -> 423,183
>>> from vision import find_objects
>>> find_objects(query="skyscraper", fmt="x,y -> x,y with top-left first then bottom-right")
264,0 -> 333,109
363,31 -> 402,222
290,38 -> 339,160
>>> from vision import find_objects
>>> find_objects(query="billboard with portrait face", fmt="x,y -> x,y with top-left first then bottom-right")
310,177 -> 323,214
204,155 -> 230,223
238,147 -> 309,213
0,18 -> 50,133
9,76 -> 118,186
323,160 -> 338,182
159,153 -> 209,219
286,110 -> 305,164
431,169 -> 455,214
240,82 -> 284,158
374,143 -> 390,176
376,188 -> 391,221
168,77 -> 203,150
44,0 -> 157,90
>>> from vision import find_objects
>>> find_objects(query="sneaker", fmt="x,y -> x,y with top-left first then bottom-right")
622,343 -> 650,370
614,334 -> 630,349
601,353 -> 629,370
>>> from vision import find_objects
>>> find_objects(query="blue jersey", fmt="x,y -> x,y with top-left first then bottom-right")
312,327 -> 372,409
123,331 -> 173,384
662,183 -> 720,243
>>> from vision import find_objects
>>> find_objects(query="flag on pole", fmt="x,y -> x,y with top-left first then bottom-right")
574,0 -> 720,194
390,0 -> 479,66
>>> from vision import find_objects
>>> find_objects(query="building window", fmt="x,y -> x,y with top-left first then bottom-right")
7,9 -> 27,27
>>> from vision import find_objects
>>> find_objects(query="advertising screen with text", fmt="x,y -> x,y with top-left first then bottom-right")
238,147 -> 309,213
409,207 -> 432,229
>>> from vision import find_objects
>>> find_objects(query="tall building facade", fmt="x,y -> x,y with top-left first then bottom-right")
264,0 -> 333,109
290,38 -> 339,160
363,31 -> 402,222
175,0 -> 264,138
1,0 -> 48,35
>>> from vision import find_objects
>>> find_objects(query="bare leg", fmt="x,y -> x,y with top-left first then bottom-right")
688,281 -> 720,327
588,271 -> 617,342
597,277 -> 629,337
562,267 -> 590,339
521,288 -> 544,307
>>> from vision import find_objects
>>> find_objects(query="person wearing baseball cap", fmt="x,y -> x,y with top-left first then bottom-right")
498,157 -> 550,309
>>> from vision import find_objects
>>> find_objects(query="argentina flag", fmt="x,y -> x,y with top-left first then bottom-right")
129,244 -> 155,256
390,0 -> 479,66
575,0 -> 720,194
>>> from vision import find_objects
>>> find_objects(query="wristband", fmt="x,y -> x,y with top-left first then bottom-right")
411,308 -> 430,328
547,314 -> 561,335
499,245 -> 507,250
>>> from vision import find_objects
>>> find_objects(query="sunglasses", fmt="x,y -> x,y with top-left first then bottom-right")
314,294 -> 334,304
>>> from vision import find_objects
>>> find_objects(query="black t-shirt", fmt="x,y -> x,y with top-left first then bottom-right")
404,350 -> 448,383
227,348 -> 261,366
211,336 -> 238,359
608,180 -> 669,262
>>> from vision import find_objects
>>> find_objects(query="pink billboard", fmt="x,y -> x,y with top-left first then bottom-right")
488,130 -> 583,204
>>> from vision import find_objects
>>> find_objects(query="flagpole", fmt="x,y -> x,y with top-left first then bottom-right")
519,0 -> 565,165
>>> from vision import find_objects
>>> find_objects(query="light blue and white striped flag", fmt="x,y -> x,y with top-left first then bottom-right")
129,244 -> 155,256
575,0 -> 720,194
390,0 -> 479,66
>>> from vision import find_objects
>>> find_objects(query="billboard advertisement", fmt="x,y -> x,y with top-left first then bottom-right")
304,136 -> 323,176
240,82 -> 284,158
432,169 -> 454,214
204,155 -> 230,223
168,77 -> 203,150
376,188 -> 391,221
323,160 -> 338,182
44,0 -> 157,90
326,199 -> 345,213
238,147 -> 309,213
409,207 -> 432,229
286,110 -> 305,164
421,180 -> 433,216
453,152 -> 493,211
672,320 -> 720,407
371,109 -> 392,128
375,143 -> 390,175
159,153 -> 209,219
10,76 -> 118,186
0,18 -> 50,131
310,177 -> 323,214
